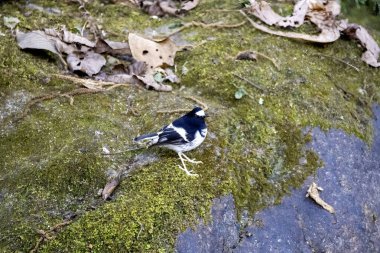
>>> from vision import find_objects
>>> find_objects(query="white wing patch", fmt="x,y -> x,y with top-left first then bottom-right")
167,123 -> 189,142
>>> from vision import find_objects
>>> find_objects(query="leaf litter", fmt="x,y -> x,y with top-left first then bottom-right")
242,0 -> 380,67
16,27 -> 179,91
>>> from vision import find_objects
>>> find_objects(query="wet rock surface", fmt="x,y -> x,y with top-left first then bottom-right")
176,105 -> 380,253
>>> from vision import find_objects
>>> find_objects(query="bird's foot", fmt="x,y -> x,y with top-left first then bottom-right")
181,153 -> 203,164
178,165 -> 199,177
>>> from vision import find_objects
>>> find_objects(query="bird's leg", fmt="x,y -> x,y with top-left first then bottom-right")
177,152 -> 198,177
181,153 -> 203,164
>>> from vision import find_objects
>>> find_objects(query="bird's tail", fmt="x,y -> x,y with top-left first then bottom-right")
134,133 -> 159,146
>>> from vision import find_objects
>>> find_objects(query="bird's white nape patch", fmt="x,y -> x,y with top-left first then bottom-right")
195,110 -> 205,117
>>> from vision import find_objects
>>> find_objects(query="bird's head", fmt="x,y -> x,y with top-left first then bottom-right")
187,107 -> 207,119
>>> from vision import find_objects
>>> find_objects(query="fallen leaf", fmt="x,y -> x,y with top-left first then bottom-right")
342,22 -> 380,67
62,29 -> 95,47
3,16 -> 20,30
67,52 -> 106,76
128,33 -> 178,69
16,30 -> 60,56
135,73 -> 173,91
306,182 -> 335,213
102,177 -> 121,200
180,0 -> 200,12
137,0 -> 200,16
249,0 -> 308,27
246,0 -> 341,43
243,0 -> 380,67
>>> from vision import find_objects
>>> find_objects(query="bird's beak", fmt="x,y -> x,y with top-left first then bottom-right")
205,114 -> 210,118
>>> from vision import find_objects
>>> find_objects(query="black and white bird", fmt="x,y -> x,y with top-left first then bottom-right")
134,107 -> 207,176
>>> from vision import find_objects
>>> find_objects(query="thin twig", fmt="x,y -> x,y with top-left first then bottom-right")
102,147 -> 145,156
136,220 -> 144,239
52,74 -> 118,88
162,20 -> 246,38
80,20 -> 88,37
183,96 -> 209,111
15,88 -> 104,122
157,108 -> 190,114
30,220 -> 73,253
253,51 -> 280,70
312,53 -> 360,72
157,96 -> 209,114
233,73 -> 266,92
204,9 -> 241,13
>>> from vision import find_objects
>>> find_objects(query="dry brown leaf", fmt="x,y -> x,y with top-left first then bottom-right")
247,0 -> 341,43
342,22 -> 380,67
244,0 -> 380,64
306,182 -> 335,213
16,30 -> 60,56
249,0 -> 308,27
241,10 -> 340,43
159,1 -> 178,15
135,72 -> 173,91
129,33 -> 178,69
181,0 -> 199,12
67,52 -> 106,76
137,0 -> 200,17
102,177 -> 120,200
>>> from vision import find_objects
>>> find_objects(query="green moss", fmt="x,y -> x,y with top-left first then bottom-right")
1,0 -> 380,252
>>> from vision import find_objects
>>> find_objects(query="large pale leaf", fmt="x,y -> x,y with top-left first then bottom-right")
16,30 -> 60,56
128,33 -> 178,69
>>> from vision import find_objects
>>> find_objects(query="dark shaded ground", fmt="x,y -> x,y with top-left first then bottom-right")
176,105 -> 380,253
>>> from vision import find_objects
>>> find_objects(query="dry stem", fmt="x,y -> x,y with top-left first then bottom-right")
15,88 -> 104,122
312,53 -> 360,72
157,96 -> 209,114
233,73 -> 266,92
30,220 -> 73,253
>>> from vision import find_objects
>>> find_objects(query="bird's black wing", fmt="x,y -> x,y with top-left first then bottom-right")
155,125 -> 189,146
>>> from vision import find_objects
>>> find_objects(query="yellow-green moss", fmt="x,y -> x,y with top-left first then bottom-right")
0,0 -> 379,252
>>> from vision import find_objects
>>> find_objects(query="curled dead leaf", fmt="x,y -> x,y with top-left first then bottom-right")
102,177 -> 120,200
306,182 -> 335,214
342,22 -> 380,67
244,0 -> 380,67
